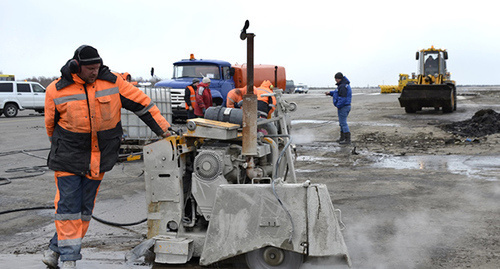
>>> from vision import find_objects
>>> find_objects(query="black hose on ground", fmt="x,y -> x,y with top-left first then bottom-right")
0,206 -> 147,227
92,215 -> 147,227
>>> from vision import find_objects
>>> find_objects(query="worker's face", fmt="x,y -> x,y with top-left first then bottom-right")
79,63 -> 101,84
335,78 -> 341,83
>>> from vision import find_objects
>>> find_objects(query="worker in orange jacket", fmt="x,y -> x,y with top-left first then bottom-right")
184,78 -> 200,119
254,80 -> 277,118
42,45 -> 170,268
226,87 -> 247,108
226,80 -> 276,118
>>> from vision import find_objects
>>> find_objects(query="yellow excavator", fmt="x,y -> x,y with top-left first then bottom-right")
398,46 -> 456,113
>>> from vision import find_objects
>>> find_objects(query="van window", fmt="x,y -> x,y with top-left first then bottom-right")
0,83 -> 14,92
32,84 -> 45,93
18,83 -> 31,93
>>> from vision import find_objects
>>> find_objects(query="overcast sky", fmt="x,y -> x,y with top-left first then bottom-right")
1,0 -> 499,87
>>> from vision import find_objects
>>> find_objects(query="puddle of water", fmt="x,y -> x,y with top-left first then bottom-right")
291,119 -> 331,125
351,121 -> 400,127
291,119 -> 400,127
296,156 -> 333,162
372,155 -> 500,181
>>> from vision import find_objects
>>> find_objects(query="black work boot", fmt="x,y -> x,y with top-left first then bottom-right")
339,132 -> 351,145
336,131 -> 344,142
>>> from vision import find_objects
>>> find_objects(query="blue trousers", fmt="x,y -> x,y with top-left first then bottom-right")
49,172 -> 102,261
337,105 -> 351,133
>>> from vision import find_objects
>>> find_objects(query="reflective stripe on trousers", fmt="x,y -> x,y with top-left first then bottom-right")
49,171 -> 103,261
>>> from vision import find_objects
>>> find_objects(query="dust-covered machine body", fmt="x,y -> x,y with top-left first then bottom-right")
142,89 -> 351,268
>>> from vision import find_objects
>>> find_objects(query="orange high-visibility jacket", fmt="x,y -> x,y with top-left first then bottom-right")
184,85 -> 197,110
45,65 -> 169,178
255,80 -> 276,117
226,87 -> 247,108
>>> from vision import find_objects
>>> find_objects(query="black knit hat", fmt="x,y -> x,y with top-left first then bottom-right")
74,45 -> 102,65
335,72 -> 344,79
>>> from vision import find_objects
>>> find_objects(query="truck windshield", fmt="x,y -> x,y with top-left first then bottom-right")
173,64 -> 220,80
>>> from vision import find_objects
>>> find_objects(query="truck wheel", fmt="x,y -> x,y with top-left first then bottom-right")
245,246 -> 303,269
4,103 -> 18,117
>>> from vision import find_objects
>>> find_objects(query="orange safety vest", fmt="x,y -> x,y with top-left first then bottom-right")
185,85 -> 197,110
45,65 -> 169,178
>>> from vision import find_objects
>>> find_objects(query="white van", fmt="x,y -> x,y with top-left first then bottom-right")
0,81 -> 46,117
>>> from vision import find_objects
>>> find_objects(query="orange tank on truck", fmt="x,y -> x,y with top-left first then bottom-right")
232,64 -> 286,91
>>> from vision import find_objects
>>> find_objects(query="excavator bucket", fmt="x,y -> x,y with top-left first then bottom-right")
398,84 -> 456,113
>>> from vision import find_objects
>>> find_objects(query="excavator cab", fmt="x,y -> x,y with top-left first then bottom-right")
399,46 -> 456,113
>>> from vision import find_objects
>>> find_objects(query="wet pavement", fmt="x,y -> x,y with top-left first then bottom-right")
372,154 -> 500,182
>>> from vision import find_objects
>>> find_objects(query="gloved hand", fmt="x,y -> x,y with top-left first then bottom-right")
161,131 -> 171,138
188,106 -> 193,111
202,108 -> 206,114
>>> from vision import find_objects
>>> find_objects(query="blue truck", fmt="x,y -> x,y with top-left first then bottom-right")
155,54 -> 286,121
155,55 -> 234,121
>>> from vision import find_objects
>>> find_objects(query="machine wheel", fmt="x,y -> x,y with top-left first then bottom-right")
443,89 -> 455,113
245,246 -> 304,269
404,106 -> 416,113
4,103 -> 18,117
453,88 -> 457,111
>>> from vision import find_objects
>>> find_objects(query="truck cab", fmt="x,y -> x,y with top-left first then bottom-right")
155,55 -> 235,120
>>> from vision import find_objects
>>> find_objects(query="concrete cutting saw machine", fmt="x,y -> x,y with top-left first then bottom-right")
142,89 -> 351,268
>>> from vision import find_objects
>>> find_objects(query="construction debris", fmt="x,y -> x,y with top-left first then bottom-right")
441,109 -> 500,137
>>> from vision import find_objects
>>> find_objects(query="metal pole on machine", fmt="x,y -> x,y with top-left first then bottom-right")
240,20 -> 257,156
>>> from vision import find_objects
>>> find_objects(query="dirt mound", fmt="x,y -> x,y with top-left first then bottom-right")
441,109 -> 500,137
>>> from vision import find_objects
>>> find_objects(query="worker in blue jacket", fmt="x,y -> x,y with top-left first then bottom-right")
325,72 -> 352,144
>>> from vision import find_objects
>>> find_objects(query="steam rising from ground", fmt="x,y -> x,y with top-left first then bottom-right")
342,211 -> 443,268
291,128 -> 317,145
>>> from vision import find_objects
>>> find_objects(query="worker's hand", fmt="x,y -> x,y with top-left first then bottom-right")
161,131 -> 172,138
188,106 -> 193,111
202,108 -> 206,114
324,92 -> 330,96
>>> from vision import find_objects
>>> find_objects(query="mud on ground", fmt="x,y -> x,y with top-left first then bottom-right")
288,86 -> 499,268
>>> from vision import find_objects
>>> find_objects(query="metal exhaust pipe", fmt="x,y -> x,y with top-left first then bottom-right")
240,20 -> 257,156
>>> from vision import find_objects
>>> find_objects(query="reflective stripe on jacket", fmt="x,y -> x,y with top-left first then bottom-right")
45,65 -> 169,178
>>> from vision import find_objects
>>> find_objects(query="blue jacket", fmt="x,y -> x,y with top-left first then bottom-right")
328,76 -> 352,108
